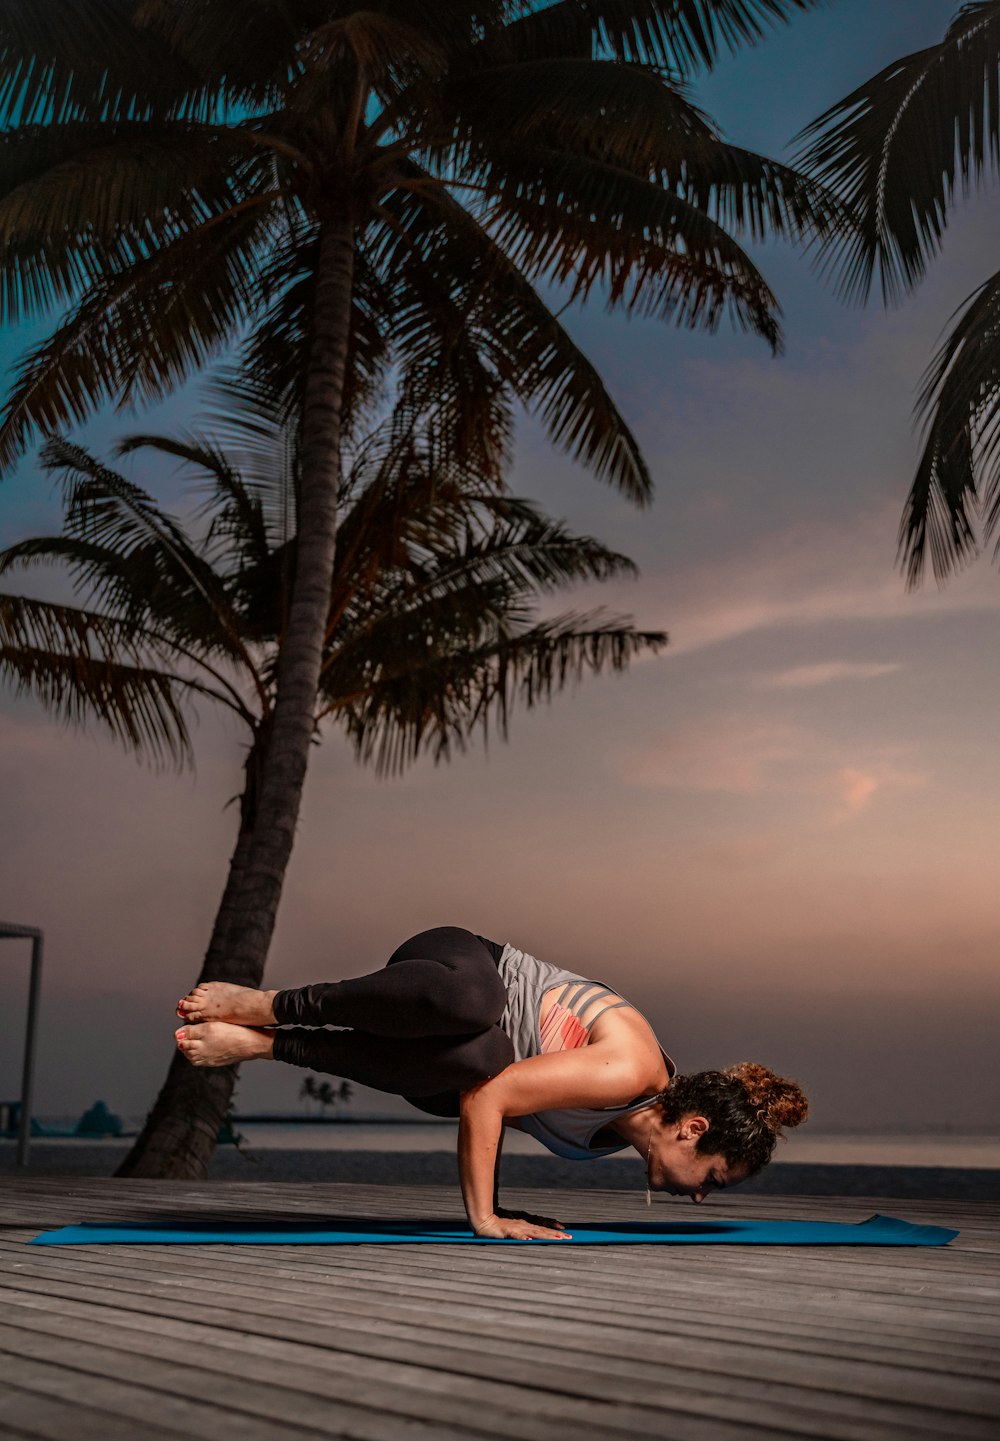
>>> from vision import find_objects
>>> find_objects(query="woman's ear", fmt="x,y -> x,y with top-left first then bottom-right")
680,1114 -> 710,1140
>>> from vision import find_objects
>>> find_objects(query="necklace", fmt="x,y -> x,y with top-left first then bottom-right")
644,1116 -> 654,1207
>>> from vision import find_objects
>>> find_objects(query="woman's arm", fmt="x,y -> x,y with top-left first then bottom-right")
459,1083 -> 543,1237
491,1121 -> 566,1231
458,1042 -> 647,1240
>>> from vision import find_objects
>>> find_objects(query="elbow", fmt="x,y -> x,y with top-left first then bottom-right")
460,1073 -> 512,1122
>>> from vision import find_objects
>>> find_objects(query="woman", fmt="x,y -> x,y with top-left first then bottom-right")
175,925 -> 808,1240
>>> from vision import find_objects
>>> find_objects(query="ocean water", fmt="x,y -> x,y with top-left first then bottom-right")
21,1120 -> 996,1168
230,1124 -> 1000,1168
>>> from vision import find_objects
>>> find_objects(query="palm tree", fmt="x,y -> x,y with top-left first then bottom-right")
1,405 -> 665,1175
793,3 -> 1000,585
300,1076 -> 352,1117
0,0 -> 836,1004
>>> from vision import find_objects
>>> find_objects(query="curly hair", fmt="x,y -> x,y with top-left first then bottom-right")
660,1062 -> 808,1175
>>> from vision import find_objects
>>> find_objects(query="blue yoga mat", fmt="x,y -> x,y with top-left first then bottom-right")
30,1214 -> 956,1246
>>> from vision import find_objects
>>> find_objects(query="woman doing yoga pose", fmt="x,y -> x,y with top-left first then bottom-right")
175,926 -> 808,1240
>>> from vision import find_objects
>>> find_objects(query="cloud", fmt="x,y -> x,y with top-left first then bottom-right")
617,716 -> 806,794
616,713 -> 928,827
830,762 -> 926,822
620,502 -> 1000,661
764,660 -> 903,689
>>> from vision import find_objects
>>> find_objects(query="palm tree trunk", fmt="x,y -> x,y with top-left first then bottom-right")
114,730 -> 266,1178
114,211 -> 356,1179
217,209 -> 356,977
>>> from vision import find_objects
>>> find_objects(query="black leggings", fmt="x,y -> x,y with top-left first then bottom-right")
271,927 -> 515,1117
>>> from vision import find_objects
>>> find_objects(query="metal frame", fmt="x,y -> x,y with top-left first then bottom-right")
0,922 -> 43,1166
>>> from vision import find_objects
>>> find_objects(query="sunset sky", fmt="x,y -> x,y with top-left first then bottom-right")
3,0 -> 998,1138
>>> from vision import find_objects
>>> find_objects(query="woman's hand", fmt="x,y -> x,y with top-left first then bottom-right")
494,1205 -> 567,1231
473,1212 -> 572,1241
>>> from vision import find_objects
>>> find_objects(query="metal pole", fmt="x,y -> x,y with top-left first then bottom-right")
16,935 -> 43,1167
0,923 -> 44,1168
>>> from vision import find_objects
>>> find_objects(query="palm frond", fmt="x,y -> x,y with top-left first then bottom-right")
369,179 -> 652,500
131,0 -> 306,110
328,611 -> 666,777
300,10 -> 450,87
0,204 -> 275,473
0,589 -> 193,766
492,0 -> 820,75
0,124 -> 268,315
476,144 -> 783,343
448,54 -> 711,154
0,532 -> 141,607
437,55 -> 842,251
0,0 -> 207,126
116,431 -> 273,573
793,1 -> 1000,304
39,437 -> 265,677
899,264 -> 1000,585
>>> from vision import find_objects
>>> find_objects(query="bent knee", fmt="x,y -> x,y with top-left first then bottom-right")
446,1026 -> 514,1089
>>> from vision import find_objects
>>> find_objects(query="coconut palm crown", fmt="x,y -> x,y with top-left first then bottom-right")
793,2 -> 1000,585
1,409 -> 665,784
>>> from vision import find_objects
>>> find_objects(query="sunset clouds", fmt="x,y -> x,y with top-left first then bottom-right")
766,661 -> 903,689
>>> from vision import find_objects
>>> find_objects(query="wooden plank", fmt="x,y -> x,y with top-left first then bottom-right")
6,1248 -> 994,1354
5,1233 -> 997,1343
0,1381 -> 192,1441
2,1267 -> 996,1431
5,1240 -> 990,1369
5,1236 -> 993,1367
0,1351 -> 490,1441
0,1298 -> 992,1441
5,1262 -> 997,1406
20,1234 -> 989,1331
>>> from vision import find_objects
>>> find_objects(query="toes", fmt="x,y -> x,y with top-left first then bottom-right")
176,993 -> 204,1020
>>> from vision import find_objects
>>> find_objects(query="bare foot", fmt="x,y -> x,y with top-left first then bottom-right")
175,1021 -> 275,1067
176,981 -> 278,1025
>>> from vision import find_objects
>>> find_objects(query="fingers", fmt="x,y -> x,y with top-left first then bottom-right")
474,1215 -> 572,1241
520,1223 -> 572,1241
500,1221 -> 572,1241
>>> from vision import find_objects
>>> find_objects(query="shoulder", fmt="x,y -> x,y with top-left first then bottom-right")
589,1005 -> 669,1092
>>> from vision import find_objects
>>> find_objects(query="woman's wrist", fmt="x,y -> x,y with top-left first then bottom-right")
469,1210 -> 498,1232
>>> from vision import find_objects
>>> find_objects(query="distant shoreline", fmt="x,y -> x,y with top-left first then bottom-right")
2,1142 -> 999,1200
12,1113 -> 1000,1134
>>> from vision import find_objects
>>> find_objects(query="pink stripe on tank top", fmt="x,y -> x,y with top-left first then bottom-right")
539,1001 -> 589,1053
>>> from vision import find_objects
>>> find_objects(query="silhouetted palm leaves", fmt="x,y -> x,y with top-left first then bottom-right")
1,407 -> 666,785
795,2 -> 1000,584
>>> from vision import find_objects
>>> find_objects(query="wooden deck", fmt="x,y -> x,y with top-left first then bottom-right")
0,1178 -> 996,1440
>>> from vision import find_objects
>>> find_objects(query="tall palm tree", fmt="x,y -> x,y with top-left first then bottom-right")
0,0 -> 835,1002
1,407 -> 665,1175
793,3 -> 1000,584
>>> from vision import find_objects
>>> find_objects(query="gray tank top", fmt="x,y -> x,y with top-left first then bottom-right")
496,942 -> 677,1160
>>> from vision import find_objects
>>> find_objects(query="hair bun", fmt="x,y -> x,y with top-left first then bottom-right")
725,1061 -> 809,1133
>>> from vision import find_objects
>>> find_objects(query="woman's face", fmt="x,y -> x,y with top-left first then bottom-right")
650,1115 -> 750,1202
